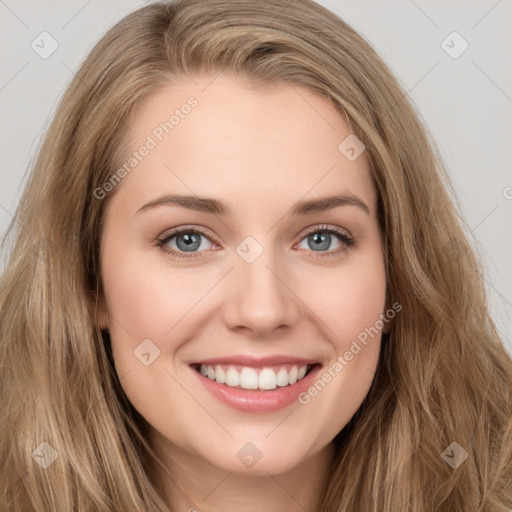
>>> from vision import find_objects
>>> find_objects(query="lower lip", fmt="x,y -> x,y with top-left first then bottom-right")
190,364 -> 322,413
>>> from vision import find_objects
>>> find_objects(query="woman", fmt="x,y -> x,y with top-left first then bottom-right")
1,0 -> 511,510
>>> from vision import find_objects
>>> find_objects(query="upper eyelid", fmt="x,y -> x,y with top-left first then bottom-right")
301,224 -> 352,237
158,226 -> 217,244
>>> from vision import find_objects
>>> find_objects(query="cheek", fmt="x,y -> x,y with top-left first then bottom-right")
292,255 -> 386,438
100,251 -> 202,430
102,249 -> 206,336
101,247 -> 224,389
300,254 -> 387,348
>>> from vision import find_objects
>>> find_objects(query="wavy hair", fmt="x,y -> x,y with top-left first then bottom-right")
1,0 -> 511,510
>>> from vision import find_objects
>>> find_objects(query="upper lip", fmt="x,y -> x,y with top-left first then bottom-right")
189,355 -> 320,368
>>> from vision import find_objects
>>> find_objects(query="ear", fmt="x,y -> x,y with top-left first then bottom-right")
381,298 -> 399,334
382,317 -> 393,334
94,294 -> 110,331
97,307 -> 110,330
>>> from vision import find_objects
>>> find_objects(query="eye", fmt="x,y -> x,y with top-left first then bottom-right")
157,227 -> 217,258
156,224 -> 356,259
296,224 -> 355,258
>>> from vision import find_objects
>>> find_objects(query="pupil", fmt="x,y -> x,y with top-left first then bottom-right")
177,233 -> 200,251
310,232 -> 330,251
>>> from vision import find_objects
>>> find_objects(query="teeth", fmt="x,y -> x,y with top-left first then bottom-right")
225,368 -> 240,387
276,367 -> 289,387
216,366 -> 226,384
198,364 -> 310,390
258,368 -> 277,390
240,367 -> 258,389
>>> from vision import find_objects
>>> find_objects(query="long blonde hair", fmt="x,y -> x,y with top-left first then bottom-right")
1,0 -> 511,510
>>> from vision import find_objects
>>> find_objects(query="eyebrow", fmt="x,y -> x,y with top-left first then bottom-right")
135,193 -> 371,217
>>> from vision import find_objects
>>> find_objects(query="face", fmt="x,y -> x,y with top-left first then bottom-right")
98,73 -> 387,477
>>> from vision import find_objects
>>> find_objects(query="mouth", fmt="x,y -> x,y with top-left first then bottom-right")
189,360 -> 323,413
190,362 -> 319,392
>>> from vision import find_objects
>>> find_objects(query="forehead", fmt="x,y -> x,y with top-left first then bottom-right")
111,73 -> 376,218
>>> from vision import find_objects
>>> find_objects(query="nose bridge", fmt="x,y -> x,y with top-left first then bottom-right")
222,235 -> 300,335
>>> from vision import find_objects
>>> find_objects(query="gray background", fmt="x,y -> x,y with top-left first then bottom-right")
1,0 -> 511,354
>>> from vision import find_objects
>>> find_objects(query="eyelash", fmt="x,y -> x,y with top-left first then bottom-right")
156,224 -> 356,260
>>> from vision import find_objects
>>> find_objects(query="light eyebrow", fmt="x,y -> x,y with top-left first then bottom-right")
135,195 -> 231,216
135,193 -> 371,217
289,194 -> 371,216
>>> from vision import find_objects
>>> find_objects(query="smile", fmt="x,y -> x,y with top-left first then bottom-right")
189,357 -> 323,413
192,363 -> 312,391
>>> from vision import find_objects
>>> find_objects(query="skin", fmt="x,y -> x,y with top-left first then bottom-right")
98,73 -> 388,511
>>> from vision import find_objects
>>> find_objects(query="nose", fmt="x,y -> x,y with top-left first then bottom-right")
221,248 -> 301,337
